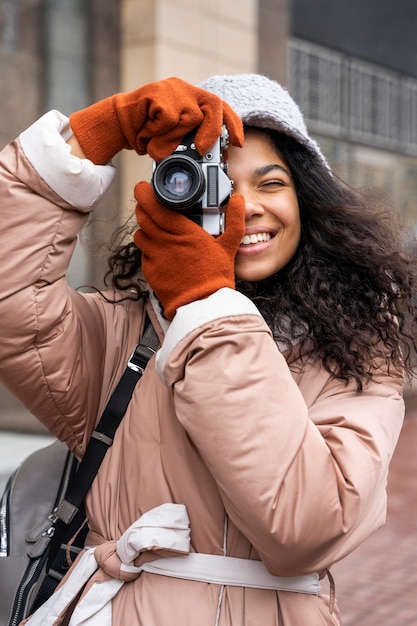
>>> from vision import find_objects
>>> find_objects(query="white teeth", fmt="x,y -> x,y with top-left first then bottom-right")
240,232 -> 272,245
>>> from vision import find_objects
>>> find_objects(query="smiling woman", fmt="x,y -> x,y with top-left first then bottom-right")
1,73 -> 417,626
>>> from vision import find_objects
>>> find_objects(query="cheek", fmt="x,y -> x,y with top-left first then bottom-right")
281,228 -> 301,266
275,199 -> 301,247
268,205 -> 301,273
282,213 -> 301,257
275,193 -> 300,227
288,214 -> 301,247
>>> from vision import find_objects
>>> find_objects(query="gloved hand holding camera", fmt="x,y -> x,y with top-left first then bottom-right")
69,76 -> 243,164
70,76 -> 245,320
134,182 -> 246,321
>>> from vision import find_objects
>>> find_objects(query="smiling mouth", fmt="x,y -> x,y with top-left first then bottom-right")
240,232 -> 273,246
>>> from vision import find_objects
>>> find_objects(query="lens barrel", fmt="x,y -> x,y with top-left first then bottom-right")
152,154 -> 206,210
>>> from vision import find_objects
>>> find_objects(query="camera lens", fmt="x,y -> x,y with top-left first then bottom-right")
152,155 -> 205,210
164,169 -> 192,197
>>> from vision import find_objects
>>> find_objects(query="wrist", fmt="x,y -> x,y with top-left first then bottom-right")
67,135 -> 86,159
69,97 -> 126,164
19,110 -> 116,210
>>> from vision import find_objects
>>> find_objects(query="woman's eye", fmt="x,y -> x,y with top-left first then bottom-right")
260,179 -> 285,188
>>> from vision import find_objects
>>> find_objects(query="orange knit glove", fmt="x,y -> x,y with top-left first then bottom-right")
69,77 -> 243,164
133,182 -> 246,320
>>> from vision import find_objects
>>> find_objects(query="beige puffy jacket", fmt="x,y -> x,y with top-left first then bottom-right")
0,112 -> 404,626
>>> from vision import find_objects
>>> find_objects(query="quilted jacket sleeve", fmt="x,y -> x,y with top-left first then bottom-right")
156,289 -> 405,575
0,111 -> 132,456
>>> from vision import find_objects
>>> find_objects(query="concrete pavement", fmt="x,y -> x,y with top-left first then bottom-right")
333,412 -> 417,625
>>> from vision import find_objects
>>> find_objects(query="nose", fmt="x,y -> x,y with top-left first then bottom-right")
241,189 -> 265,220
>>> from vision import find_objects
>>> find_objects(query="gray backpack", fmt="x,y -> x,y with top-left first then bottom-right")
0,440 -> 77,626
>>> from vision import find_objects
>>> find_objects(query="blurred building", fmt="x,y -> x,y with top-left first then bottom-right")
291,0 -> 417,230
0,0 -> 416,431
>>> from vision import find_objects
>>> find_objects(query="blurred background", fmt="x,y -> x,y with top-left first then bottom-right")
0,2 -> 416,623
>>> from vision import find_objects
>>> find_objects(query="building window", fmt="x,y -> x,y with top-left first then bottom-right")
402,80 -> 417,151
349,63 -> 400,148
290,38 -> 417,157
290,40 -> 344,136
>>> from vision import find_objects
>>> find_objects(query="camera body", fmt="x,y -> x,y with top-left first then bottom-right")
151,126 -> 232,235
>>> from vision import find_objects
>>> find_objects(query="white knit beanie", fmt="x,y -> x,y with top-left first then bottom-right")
199,73 -> 329,169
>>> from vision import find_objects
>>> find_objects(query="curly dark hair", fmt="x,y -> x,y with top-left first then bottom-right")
105,129 -> 417,390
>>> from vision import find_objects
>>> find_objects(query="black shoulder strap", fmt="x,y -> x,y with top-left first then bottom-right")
55,318 -> 159,526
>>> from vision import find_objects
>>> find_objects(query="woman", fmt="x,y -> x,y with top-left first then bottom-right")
0,74 -> 415,626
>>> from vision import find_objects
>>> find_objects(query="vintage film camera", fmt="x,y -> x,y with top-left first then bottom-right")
151,125 -> 232,235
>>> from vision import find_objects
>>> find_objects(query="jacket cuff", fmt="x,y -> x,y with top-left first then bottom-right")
19,110 -> 115,211
155,288 -> 262,380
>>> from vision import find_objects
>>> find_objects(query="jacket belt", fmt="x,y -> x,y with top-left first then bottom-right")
24,503 -> 320,626
141,553 -> 320,594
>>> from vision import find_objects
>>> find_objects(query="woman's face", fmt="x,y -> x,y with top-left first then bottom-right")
227,129 -> 301,282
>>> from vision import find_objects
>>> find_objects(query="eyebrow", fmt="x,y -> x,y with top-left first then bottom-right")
254,163 -> 290,177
